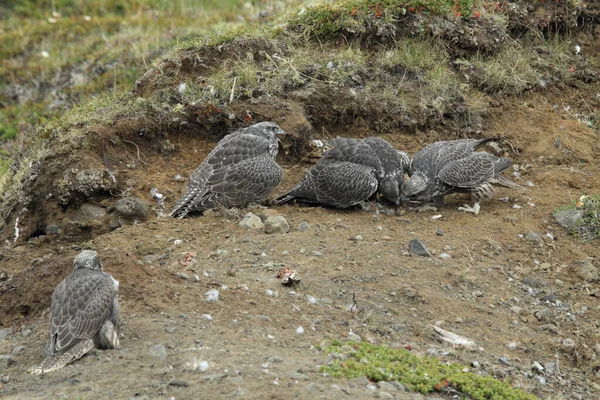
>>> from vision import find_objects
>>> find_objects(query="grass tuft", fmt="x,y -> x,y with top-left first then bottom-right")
321,341 -> 538,400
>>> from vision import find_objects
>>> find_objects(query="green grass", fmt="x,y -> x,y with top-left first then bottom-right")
321,341 -> 538,400
0,0 -> 584,223
0,0 -> 308,173
555,194 -> 600,241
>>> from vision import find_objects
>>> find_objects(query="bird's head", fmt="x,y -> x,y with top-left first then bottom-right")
246,121 -> 286,139
400,174 -> 428,204
379,175 -> 402,205
73,250 -> 103,272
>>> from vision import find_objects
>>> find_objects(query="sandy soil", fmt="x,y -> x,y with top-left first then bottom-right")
0,92 -> 599,400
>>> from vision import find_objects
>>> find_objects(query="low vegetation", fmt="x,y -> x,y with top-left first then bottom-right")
556,194 -> 600,241
321,341 -> 538,400
0,0 -> 308,173
0,0 -> 592,231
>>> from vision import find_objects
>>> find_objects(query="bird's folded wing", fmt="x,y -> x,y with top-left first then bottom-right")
438,153 -> 495,188
50,273 -> 116,353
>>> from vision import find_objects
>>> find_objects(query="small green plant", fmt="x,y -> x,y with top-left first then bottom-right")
575,195 -> 600,241
320,341 -> 537,400
554,194 -> 600,241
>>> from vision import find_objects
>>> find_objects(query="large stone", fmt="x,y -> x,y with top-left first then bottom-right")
0,328 -> 13,342
239,212 -> 264,230
408,238 -> 431,257
554,209 -> 583,233
115,197 -> 148,219
0,355 -> 16,369
525,231 -> 545,248
79,203 -> 107,220
573,260 -> 599,282
264,216 -> 290,234
148,344 -> 167,360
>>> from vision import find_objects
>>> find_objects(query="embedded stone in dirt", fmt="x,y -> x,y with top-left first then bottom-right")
264,216 -> 290,234
0,328 -> 13,342
147,344 -> 167,360
573,260 -> 599,282
297,221 -> 311,231
408,238 -> 431,257
0,355 -> 16,369
115,197 -> 148,219
238,212 -> 263,230
554,209 -> 583,232
525,231 -> 545,247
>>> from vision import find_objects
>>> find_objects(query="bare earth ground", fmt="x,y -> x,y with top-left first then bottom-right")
0,92 -> 599,400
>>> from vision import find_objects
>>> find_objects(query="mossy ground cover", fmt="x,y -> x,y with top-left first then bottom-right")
321,341 -> 538,400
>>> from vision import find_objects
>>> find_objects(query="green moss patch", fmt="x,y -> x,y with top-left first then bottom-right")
321,341 -> 537,400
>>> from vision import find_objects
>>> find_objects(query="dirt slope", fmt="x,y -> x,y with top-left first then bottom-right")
1,1 -> 600,399
0,91 -> 599,399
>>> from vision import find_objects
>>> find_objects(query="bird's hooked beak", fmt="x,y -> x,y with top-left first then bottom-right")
276,127 -> 287,146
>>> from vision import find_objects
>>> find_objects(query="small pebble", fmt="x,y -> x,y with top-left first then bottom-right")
12,346 -> 25,355
296,326 -> 305,334
204,289 -> 219,302
199,360 -> 209,372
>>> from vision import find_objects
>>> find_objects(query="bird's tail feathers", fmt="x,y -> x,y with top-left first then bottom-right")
169,187 -> 201,218
274,193 -> 295,205
490,176 -> 526,190
31,339 -> 95,374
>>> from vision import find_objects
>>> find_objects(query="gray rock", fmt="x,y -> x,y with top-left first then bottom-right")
350,235 -> 363,242
21,329 -> 31,338
0,328 -> 13,342
377,381 -> 406,392
264,216 -> 290,234
498,357 -> 511,366
554,209 -> 583,232
408,238 -> 431,257
115,197 -> 148,219
297,221 -> 311,232
376,392 -> 394,399
290,372 -> 311,381
125,178 -> 137,187
165,325 -> 177,334
168,380 -> 188,387
45,225 -> 60,234
350,376 -> 370,387
1,375 -> 9,384
0,355 -> 16,369
525,231 -> 545,248
521,276 -> 541,288
239,212 -> 264,230
573,260 -> 599,282
348,332 -> 362,341
148,344 -> 167,360
544,362 -> 556,375
79,203 -> 107,220
12,345 -> 24,355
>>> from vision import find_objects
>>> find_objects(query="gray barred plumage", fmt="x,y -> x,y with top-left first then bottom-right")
401,138 -> 524,214
32,251 -> 120,374
170,122 -> 286,218
276,136 -> 410,208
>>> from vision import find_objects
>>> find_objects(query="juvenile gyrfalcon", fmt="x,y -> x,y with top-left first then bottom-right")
275,158 -> 379,208
170,122 -> 286,218
401,138 -> 523,214
323,137 -> 410,204
33,250 -> 120,374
